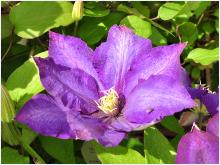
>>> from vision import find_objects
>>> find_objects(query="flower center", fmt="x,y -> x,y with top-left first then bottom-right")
96,88 -> 119,116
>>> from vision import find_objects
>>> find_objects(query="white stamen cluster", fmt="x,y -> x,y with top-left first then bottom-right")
96,88 -> 119,116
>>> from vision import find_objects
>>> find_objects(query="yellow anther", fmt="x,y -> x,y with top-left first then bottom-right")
96,88 -> 119,116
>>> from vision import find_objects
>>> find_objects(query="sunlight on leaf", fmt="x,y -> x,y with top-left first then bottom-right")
6,51 -> 48,110
10,2 -> 74,38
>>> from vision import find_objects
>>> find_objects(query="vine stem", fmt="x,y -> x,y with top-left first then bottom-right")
74,21 -> 78,36
197,113 -> 203,129
205,67 -> 211,87
150,16 -> 159,21
21,141 -> 46,164
197,97 -> 203,129
2,29 -> 14,62
176,25 -> 181,42
197,13 -> 204,25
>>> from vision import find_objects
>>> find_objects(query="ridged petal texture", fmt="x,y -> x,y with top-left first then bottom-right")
176,113 -> 219,164
16,25 -> 195,147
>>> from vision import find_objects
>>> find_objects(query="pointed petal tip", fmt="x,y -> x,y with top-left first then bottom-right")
48,30 -> 60,39
182,41 -> 188,47
191,122 -> 201,132
109,24 -> 133,33
33,56 -> 41,65
124,75 -> 197,124
33,57 -> 50,71
15,94 -> 74,139
15,112 -> 24,123
97,130 -> 126,147
107,25 -> 134,41
176,128 -> 219,164
174,42 -> 187,55
207,113 -> 219,137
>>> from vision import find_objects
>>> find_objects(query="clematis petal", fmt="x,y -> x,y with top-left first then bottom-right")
202,93 -> 219,116
108,116 -> 142,132
109,116 -> 156,132
180,68 -> 191,87
187,86 -> 219,116
187,86 -> 208,101
35,57 -> 99,113
207,113 -> 219,137
48,31 -> 101,86
93,25 -> 152,91
97,129 -> 126,147
124,75 -> 196,124
176,128 -> 219,164
16,94 -> 72,139
124,43 -> 186,96
66,110 -> 106,141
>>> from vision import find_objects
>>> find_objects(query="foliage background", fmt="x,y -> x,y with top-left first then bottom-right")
1,1 -> 219,164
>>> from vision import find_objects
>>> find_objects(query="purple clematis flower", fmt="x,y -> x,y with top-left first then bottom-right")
188,85 -> 219,115
176,113 -> 219,164
16,25 -> 195,147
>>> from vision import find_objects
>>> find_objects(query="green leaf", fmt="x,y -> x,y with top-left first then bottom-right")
187,1 -> 201,11
145,17 -> 175,37
78,12 -> 125,45
1,15 -> 13,39
1,42 -> 31,80
121,138 -> 144,155
177,3 -> 193,18
84,8 -> 110,17
170,134 -> 183,150
160,116 -> 184,135
84,3 -> 110,17
215,19 -> 219,33
84,1 -> 99,9
178,22 -> 198,43
211,63 -> 219,90
149,27 -> 167,45
78,18 -> 106,45
94,141 -> 145,164
1,147 -> 29,164
194,1 -> 211,18
6,51 -> 48,110
131,2 -> 150,18
1,122 -> 20,146
187,48 -> 219,65
117,4 -> 143,18
120,15 -> 152,38
81,141 -> 101,164
9,2 -> 74,39
1,84 -> 16,123
39,136 -> 75,164
214,8 -> 219,17
144,126 -> 176,164
158,2 -> 184,20
117,4 -> 174,37
202,21 -> 215,34
21,128 -> 38,145
1,1 -> 9,7
174,3 -> 193,24
191,67 -> 201,79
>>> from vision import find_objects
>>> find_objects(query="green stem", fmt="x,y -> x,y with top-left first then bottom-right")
197,112 -> 204,129
21,142 -> 45,164
197,13 -> 204,25
143,130 -> 148,164
2,29 -> 14,62
74,21 -> 78,36
205,67 -> 211,87
197,99 -> 203,129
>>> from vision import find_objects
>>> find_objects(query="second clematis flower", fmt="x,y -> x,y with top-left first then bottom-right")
176,113 -> 219,164
16,25 -> 195,147
188,85 -> 219,116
